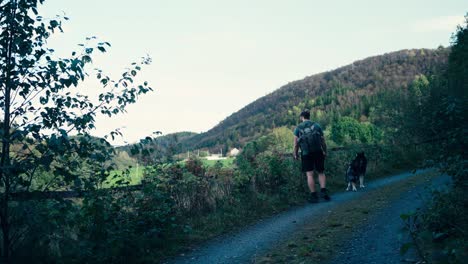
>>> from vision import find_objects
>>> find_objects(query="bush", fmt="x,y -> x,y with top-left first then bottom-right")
70,182 -> 181,263
401,186 -> 468,264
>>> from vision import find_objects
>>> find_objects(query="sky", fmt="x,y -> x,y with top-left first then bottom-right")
39,0 -> 466,145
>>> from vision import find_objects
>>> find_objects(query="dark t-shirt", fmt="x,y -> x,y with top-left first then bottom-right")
294,120 -> 324,156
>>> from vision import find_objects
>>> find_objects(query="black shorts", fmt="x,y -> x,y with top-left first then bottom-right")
301,152 -> 325,173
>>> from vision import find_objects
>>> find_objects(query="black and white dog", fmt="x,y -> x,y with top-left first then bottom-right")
346,152 -> 367,191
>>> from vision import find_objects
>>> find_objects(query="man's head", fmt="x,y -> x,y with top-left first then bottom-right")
300,109 -> 310,121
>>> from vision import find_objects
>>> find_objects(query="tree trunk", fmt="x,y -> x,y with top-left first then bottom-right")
0,61 -> 12,263
0,2 -> 16,262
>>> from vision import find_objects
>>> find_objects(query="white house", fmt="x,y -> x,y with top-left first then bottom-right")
229,148 -> 240,157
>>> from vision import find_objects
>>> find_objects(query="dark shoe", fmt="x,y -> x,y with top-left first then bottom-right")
308,192 -> 319,203
321,188 -> 331,201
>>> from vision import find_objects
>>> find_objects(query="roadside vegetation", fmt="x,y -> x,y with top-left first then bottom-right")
398,15 -> 467,264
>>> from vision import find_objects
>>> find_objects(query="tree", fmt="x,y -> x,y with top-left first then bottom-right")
0,0 -> 152,260
447,14 -> 468,100
430,14 -> 467,182
330,117 -> 382,145
269,126 -> 294,153
398,16 -> 467,263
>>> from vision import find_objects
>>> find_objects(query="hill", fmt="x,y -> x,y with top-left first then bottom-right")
117,131 -> 198,164
181,48 -> 450,152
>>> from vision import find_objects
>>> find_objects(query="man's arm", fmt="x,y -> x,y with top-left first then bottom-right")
321,135 -> 327,156
293,136 -> 299,160
316,124 -> 327,156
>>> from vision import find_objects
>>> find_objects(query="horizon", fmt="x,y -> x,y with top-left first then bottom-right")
39,0 -> 466,145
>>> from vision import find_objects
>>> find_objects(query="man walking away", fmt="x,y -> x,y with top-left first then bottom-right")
293,110 -> 330,203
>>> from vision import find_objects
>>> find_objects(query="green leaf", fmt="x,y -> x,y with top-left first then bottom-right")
400,214 -> 410,221
50,20 -> 59,28
400,242 -> 412,255
82,55 -> 92,63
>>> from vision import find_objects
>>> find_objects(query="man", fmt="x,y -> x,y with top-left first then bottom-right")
293,110 -> 330,203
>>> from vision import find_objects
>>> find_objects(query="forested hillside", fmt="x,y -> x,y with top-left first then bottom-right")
181,48 -> 449,152
118,131 -> 197,165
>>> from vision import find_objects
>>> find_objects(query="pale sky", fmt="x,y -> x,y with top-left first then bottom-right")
39,0 -> 466,145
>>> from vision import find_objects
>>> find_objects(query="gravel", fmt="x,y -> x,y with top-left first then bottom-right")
166,169 -> 442,264
328,173 -> 450,264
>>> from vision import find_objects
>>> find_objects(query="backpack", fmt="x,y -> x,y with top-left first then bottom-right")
298,122 -> 323,154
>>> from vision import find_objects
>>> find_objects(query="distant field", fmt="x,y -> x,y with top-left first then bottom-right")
104,166 -> 144,187
105,158 -> 236,187
201,157 -> 235,167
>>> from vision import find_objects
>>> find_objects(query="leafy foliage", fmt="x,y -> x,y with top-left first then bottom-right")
0,0 -> 152,261
330,117 -> 383,145
399,14 -> 467,264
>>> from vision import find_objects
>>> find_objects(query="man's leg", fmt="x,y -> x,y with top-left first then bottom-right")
318,172 -> 331,201
306,171 -> 319,203
318,172 -> 326,189
307,171 -> 316,192
315,151 -> 330,201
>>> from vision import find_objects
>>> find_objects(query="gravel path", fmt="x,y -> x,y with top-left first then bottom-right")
167,170 -> 437,264
329,173 -> 450,264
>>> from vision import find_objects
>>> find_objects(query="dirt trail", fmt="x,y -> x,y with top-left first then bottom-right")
167,170 -> 441,264
328,174 -> 449,264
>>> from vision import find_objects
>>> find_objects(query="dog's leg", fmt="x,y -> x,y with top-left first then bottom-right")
346,182 -> 351,191
352,182 -> 357,191
360,175 -> 365,188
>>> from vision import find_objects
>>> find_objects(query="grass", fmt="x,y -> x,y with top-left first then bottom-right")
201,157 -> 235,167
96,149 -> 424,262
103,158 -> 235,188
150,152 -> 423,263
252,171 -> 438,264
168,192 -> 299,261
103,166 -> 145,187
156,167 -> 427,263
